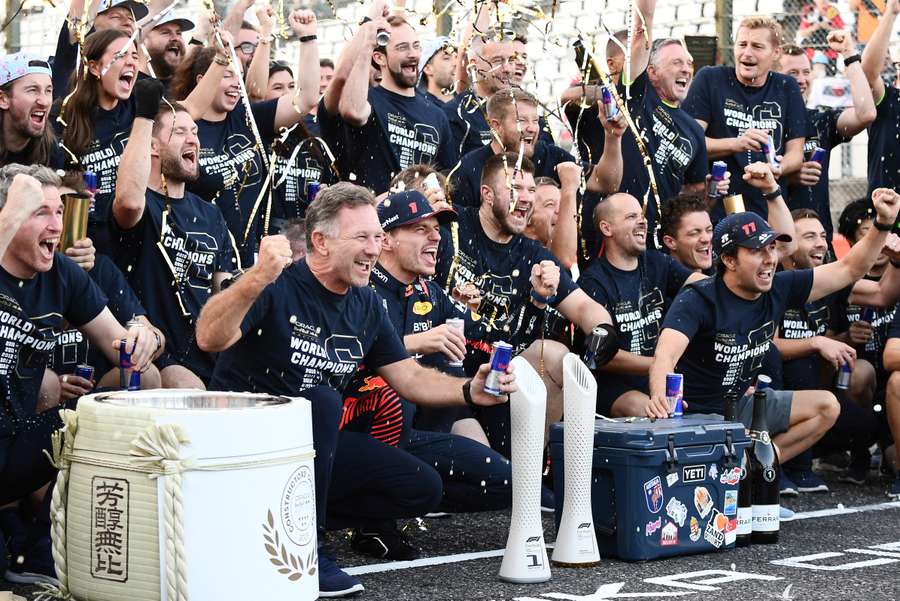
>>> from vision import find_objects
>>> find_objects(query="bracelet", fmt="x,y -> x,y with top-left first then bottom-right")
462,379 -> 475,407
762,186 -> 782,201
530,289 -> 555,305
874,218 -> 893,232
299,34 -> 317,43
843,54 -> 861,66
214,54 -> 230,66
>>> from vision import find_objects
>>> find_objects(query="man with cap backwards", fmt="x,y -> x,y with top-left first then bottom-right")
142,9 -> 195,89
0,53 -> 63,169
52,0 -> 150,100
338,189 -> 513,561
196,182 -> 515,598
418,37 -> 456,108
648,159 -> 900,463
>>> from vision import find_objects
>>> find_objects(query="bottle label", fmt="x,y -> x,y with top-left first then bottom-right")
752,504 -> 780,532
736,507 -> 752,535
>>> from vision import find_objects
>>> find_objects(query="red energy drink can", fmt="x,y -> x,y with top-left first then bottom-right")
307,181 -> 321,202
75,364 -> 94,382
810,146 -> 826,164
600,85 -> 619,121
666,373 -> 683,417
484,341 -> 513,395
707,161 -> 727,199
835,363 -> 851,390
119,340 -> 132,389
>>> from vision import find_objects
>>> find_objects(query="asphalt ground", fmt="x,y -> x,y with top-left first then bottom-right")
6,470 -> 898,601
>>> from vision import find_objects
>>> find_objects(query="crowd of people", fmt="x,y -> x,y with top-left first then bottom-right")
1,0 -> 900,597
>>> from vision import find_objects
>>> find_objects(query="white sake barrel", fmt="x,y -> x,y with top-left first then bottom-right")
52,390 -> 317,601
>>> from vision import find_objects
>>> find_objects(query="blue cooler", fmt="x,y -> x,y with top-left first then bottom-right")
549,415 -> 749,561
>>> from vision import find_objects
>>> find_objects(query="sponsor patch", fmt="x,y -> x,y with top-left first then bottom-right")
723,489 -> 738,516
719,466 -> 741,486
666,472 -> 679,487
704,509 -> 726,548
689,516 -> 701,542
412,301 -> 433,315
645,516 -> 662,536
682,464 -> 707,483
665,497 -> 687,527
694,486 -> 713,519
644,476 -> 664,514
661,521 -> 678,546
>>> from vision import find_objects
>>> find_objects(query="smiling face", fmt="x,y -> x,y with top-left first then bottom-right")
526,183 -> 560,245
153,109 -> 199,182
600,194 -> 647,256
5,184 -> 63,277
734,26 -> 780,86
145,22 -> 186,74
791,217 -> 827,268
91,37 -> 138,104
779,52 -> 812,102
475,40 -> 527,95
385,216 -> 442,280
205,66 -> 240,113
726,243 -> 779,295
94,6 -> 136,35
491,100 -> 539,157
0,74 -> 53,143
665,209 -> 713,271
376,22 -> 422,90
648,42 -> 694,105
424,48 -> 456,91
266,69 -> 295,99
326,204 -> 384,287
484,169 -> 535,236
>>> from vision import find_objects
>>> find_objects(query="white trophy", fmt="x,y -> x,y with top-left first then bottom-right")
551,353 -> 600,566
499,356 -> 551,583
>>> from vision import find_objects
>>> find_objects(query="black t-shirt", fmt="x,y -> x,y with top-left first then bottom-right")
111,188 -> 238,382
785,108 -> 848,240
210,260 -> 409,394
449,142 -> 575,209
867,86 -> 900,196
778,289 -> 843,390
422,89 -> 448,110
50,254 -> 146,379
436,207 -> 578,350
303,113 -> 320,137
0,256 -> 106,436
188,99 -> 278,265
683,66 -> 807,219
442,90 -> 554,158
662,270 -> 814,412
51,23 -> 78,101
845,301 -> 897,373
269,126 -> 337,230
335,87 -> 457,194
3,142 -> 66,170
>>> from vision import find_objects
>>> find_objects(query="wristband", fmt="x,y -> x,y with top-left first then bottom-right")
530,289 -> 555,305
462,379 -> 475,407
874,218 -> 893,232
299,34 -> 317,43
762,186 -> 781,201
843,54 -> 861,66
214,54 -> 230,66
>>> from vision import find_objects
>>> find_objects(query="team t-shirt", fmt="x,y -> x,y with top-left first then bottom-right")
269,126 -> 337,230
449,142 -> 575,209
49,254 -> 145,379
189,99 -> 278,265
778,289 -> 843,390
111,188 -> 238,382
662,270 -> 814,412
328,87 -> 457,194
867,86 -> 900,196
683,66 -> 807,219
0,256 -> 106,436
210,260 -> 409,395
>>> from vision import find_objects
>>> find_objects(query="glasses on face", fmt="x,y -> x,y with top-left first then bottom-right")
236,42 -> 257,55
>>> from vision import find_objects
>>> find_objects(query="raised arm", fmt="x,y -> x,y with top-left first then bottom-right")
830,31 -> 877,135
742,161 -> 797,259
196,235 -> 292,352
585,105 -> 626,194
551,162 -> 581,270
222,0 -> 254,39
629,0 -> 656,78
245,5 -> 274,103
112,79 -> 165,230
338,2 -> 388,126
861,0 -> 899,101
272,9 -> 321,129
809,188 -> 900,302
849,235 -> 900,307
180,30 -> 231,120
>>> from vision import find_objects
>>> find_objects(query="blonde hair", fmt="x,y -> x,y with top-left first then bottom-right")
737,16 -> 783,47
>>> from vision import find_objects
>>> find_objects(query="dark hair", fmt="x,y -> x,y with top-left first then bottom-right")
319,58 -> 335,69
0,79 -> 59,166
59,169 -> 86,194
480,151 -> 535,190
790,207 -> 821,222
389,164 -> 448,193
837,198 -> 875,243
660,194 -> 709,239
240,20 -> 257,32
606,29 -> 628,58
781,43 -> 805,56
269,60 -> 294,79
61,29 -> 132,161
715,247 -> 737,277
169,46 -> 216,101
151,100 -> 189,136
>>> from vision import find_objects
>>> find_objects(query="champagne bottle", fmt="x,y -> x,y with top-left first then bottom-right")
749,387 -> 780,544
728,392 -> 752,547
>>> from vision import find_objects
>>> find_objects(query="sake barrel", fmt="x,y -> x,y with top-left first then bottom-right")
51,390 -> 317,601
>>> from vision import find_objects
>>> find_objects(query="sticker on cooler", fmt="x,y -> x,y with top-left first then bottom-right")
694,486 -> 713,519
645,517 -> 662,536
720,466 -> 741,486
682,464 -> 707,483
752,503 -> 780,532
689,517 -> 701,542
708,464 -> 719,480
723,490 -> 738,516
725,517 -> 737,547
704,509 -> 727,549
666,472 -> 679,487
660,521 -> 678,546
665,497 -> 687,527
644,476 -> 664,514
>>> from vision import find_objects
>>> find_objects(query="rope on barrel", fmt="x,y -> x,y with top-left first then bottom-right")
41,409 -> 79,600
130,424 -> 193,601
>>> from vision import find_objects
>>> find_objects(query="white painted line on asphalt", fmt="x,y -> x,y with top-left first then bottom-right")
344,500 -> 900,576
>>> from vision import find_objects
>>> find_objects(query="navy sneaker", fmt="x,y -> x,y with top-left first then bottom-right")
779,472 -> 799,497
785,468 -> 829,493
838,464 -> 868,486
351,523 -> 419,561
888,477 -> 900,500
318,549 -> 363,598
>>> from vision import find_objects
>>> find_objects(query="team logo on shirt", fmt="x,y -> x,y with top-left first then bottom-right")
289,332 -> 364,389
385,113 -> 440,169
0,297 -> 58,380
160,223 -> 220,291
412,301 -> 433,315
715,321 -> 774,389
722,100 -> 784,152
82,131 -> 130,196
782,306 -> 830,339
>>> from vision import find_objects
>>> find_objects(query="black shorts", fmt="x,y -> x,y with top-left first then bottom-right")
595,373 -> 649,416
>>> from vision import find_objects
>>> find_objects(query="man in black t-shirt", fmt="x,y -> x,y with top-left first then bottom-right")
580,193 -> 704,417
650,184 -> 900,463
683,16 -> 807,219
112,92 -> 239,389
197,182 -> 515,597
321,5 -> 457,193
659,194 -> 715,273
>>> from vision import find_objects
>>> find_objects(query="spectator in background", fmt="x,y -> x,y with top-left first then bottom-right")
799,0 -> 846,73
0,53 -> 63,169
142,10 -> 194,89
659,193 -> 714,273
418,37 -> 456,108
849,0 -> 885,44
862,0 -> 900,196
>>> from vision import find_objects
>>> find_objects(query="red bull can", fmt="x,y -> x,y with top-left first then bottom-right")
861,306 -> 875,323
835,363 -> 851,390
484,341 -> 513,395
707,161 -> 727,199
600,85 -> 619,121
666,373 -> 683,417
75,364 -> 94,382
810,146 -> 826,164
762,134 -> 779,167
119,339 -> 132,389
307,181 -> 321,202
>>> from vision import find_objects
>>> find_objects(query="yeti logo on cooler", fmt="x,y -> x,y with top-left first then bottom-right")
682,464 -> 707,483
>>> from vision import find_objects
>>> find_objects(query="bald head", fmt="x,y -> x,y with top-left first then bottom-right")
594,193 -> 648,256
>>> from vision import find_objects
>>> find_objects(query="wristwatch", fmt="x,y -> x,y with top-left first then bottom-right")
462,379 -> 475,407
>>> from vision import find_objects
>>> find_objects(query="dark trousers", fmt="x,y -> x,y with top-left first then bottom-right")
0,409 -> 64,506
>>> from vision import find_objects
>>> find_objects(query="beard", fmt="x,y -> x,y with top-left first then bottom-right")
386,63 -> 418,89
160,150 -> 198,183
